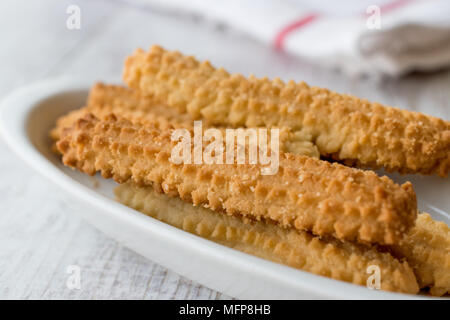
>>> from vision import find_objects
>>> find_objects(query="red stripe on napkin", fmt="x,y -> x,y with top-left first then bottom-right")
379,0 -> 415,14
274,13 -> 318,50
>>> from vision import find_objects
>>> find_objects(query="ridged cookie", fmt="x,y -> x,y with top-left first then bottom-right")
123,45 -> 450,176
50,83 -> 192,141
115,182 -> 419,294
57,114 -> 417,244
51,83 -> 320,158
389,213 -> 450,296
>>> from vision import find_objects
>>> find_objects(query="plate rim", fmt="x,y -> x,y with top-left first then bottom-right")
0,77 -> 436,300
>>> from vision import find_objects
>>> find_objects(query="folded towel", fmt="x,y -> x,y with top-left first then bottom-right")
127,0 -> 450,77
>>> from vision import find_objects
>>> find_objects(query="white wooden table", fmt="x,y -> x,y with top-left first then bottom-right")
0,0 -> 448,299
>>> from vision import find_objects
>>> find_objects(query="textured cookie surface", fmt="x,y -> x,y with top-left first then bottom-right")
51,83 -> 320,158
389,213 -> 450,296
115,182 -> 419,294
50,83 -> 193,141
124,45 -> 450,176
57,114 -> 417,245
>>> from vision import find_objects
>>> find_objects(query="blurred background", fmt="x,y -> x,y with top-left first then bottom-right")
0,0 -> 449,299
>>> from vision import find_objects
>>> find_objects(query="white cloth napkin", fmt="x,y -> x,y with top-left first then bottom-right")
128,0 -> 450,77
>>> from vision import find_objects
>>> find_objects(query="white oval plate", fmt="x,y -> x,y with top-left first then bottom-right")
1,78 -> 448,300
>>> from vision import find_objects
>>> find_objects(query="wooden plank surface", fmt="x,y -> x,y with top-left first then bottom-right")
0,0 -> 448,299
